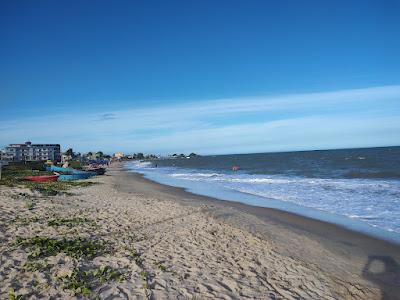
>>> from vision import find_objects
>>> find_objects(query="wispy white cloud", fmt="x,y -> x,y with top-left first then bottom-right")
1,85 -> 399,154
97,113 -> 117,121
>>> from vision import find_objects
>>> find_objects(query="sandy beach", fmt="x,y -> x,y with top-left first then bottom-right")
1,164 -> 399,299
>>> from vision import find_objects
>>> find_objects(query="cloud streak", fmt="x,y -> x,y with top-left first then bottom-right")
97,113 -> 117,121
1,85 -> 400,154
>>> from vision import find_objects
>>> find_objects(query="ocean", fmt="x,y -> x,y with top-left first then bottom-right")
126,146 -> 400,243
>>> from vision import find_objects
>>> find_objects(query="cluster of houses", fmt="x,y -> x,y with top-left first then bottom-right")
121,152 -> 199,160
0,141 -> 113,165
98,152 -> 198,161
0,141 -> 199,164
61,149 -> 110,164
124,153 -> 158,160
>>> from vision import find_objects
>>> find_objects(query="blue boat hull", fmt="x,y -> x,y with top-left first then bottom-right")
46,165 -> 70,172
46,165 -> 96,181
58,173 -> 94,181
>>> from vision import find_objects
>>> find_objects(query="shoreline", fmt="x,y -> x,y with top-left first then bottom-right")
125,162 -> 400,245
121,167 -> 400,299
124,167 -> 400,248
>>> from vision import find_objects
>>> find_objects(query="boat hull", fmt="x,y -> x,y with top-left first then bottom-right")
58,173 -> 93,181
95,168 -> 106,175
46,165 -> 74,173
23,175 -> 59,182
84,167 -> 106,175
46,165 -> 97,181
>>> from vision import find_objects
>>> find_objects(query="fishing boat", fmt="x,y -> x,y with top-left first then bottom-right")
23,175 -> 59,182
83,166 -> 106,175
46,165 -> 97,181
73,170 -> 97,176
46,165 -> 73,173
57,173 -> 94,181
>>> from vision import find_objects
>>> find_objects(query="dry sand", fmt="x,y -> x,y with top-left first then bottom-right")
1,164 -> 399,299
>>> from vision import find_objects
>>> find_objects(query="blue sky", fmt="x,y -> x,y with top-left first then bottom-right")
0,0 -> 399,154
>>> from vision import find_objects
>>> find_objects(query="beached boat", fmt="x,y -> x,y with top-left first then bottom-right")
46,165 -> 97,181
23,175 -> 59,182
57,173 -> 94,181
83,167 -> 106,175
46,165 -> 73,173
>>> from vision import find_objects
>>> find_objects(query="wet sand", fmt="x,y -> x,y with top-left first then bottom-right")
1,164 -> 399,299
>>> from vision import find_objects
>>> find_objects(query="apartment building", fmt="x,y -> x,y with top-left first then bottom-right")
4,141 -> 61,162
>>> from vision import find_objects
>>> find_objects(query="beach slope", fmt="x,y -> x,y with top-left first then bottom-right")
0,165 -> 399,299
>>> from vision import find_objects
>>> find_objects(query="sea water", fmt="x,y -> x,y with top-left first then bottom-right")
126,147 -> 400,243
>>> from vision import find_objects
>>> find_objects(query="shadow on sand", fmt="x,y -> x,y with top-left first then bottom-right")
362,255 -> 400,300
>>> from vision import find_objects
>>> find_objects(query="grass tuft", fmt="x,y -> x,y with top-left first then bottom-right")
8,288 -> 23,300
12,216 -> 40,225
24,181 -> 96,196
156,262 -> 167,272
140,270 -> 149,289
59,265 -> 124,296
24,201 -> 35,210
47,217 -> 94,228
23,260 -> 50,272
130,249 -> 143,267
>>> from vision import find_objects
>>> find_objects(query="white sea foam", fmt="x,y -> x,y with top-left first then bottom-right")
127,161 -> 400,235
130,161 -> 153,168
171,173 -> 219,178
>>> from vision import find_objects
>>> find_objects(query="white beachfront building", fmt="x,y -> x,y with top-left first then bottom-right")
4,141 -> 61,162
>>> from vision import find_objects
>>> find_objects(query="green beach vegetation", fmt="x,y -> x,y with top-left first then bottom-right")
0,162 -> 53,185
2,161 -> 155,298
47,217 -> 94,228
15,236 -> 107,260
58,265 -> 124,296
0,162 -> 96,195
14,234 -> 127,297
